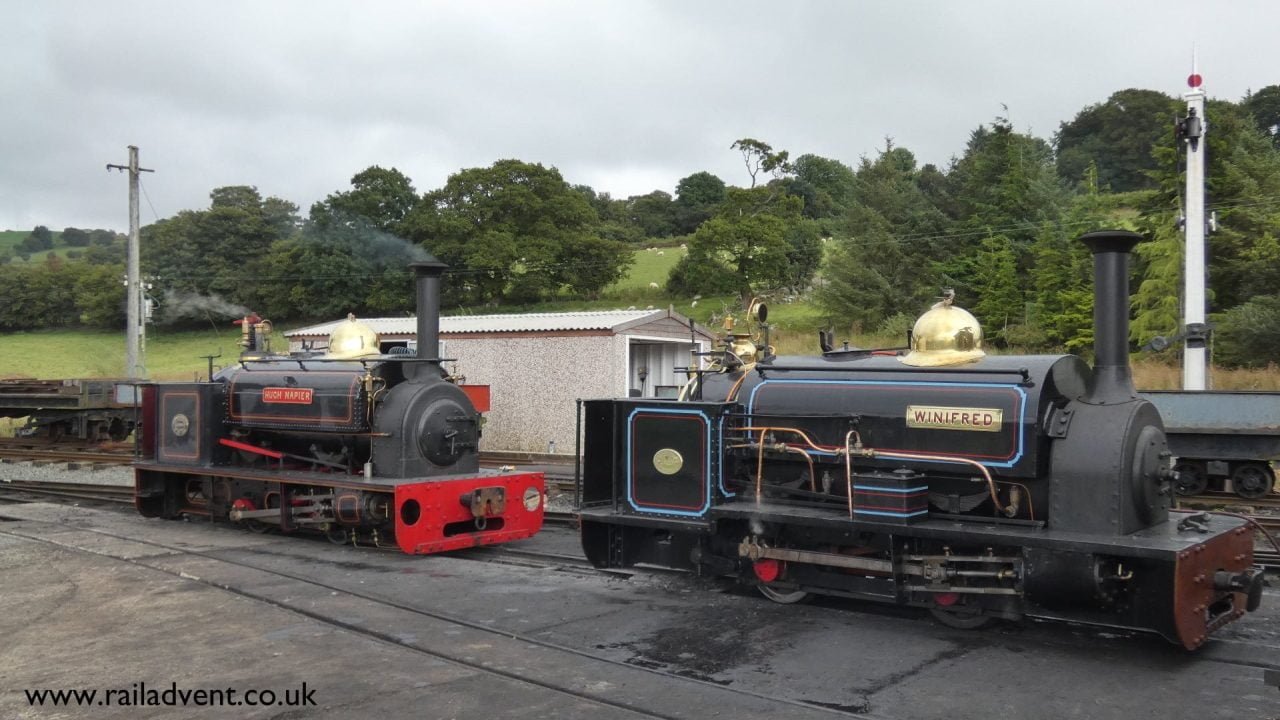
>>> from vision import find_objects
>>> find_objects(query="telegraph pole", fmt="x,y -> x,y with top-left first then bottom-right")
107,146 -> 154,379
1179,68 -> 1208,390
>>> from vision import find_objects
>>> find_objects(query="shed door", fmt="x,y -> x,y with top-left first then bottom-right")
628,341 -> 697,397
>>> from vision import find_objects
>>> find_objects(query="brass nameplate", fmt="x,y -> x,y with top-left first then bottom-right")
653,448 -> 684,475
906,405 -> 1003,432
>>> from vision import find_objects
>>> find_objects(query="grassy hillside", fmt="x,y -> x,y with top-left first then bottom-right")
607,246 -> 686,292
0,228 -> 81,264
0,327 -> 287,381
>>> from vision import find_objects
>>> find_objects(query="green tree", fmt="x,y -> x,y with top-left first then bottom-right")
731,138 -> 791,187
1214,294 -> 1280,367
1055,89 -> 1180,192
575,185 -> 645,245
1028,171 -> 1113,350
83,241 -> 124,265
29,225 -> 54,250
672,171 -> 726,234
1243,85 -> 1280,147
310,166 -> 418,234
941,118 -> 1066,305
0,258 -> 78,329
674,186 -> 806,304
817,144 -> 949,330
786,153 -> 857,220
626,190 -> 679,238
402,159 -> 630,305
90,229 -> 118,246
73,263 -> 127,327
255,220 -> 416,319
61,227 -> 91,247
142,186 -> 299,307
969,234 -> 1023,339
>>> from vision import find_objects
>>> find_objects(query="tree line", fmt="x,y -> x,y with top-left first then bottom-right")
3,83 -> 1279,366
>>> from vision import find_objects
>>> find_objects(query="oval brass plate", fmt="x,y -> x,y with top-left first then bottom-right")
653,448 -> 684,475
171,413 -> 190,437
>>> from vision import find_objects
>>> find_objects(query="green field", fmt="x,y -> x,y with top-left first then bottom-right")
0,228 -> 81,264
0,327 -> 288,380
606,246 -> 686,292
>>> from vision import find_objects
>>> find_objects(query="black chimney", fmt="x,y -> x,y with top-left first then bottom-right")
410,257 -> 447,360
1079,230 -> 1144,402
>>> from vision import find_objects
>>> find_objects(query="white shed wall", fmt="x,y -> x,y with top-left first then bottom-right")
446,335 -> 624,454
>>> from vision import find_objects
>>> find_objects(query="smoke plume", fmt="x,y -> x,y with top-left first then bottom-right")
159,290 -> 251,324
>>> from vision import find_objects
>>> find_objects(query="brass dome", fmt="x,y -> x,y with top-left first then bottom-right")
325,314 -> 381,359
900,293 -> 986,367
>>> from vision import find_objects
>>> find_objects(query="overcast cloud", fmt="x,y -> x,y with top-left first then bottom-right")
3,0 -> 1278,231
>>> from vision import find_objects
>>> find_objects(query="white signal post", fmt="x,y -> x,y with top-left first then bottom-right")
1182,71 -> 1208,391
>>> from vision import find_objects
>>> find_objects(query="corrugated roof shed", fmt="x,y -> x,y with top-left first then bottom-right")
286,309 -> 689,338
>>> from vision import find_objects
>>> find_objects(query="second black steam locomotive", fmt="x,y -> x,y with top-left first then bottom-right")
577,231 -> 1266,649
132,258 -> 545,553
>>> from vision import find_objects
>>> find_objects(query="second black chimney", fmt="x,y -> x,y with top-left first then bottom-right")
410,257 -> 447,360
1079,230 -> 1144,403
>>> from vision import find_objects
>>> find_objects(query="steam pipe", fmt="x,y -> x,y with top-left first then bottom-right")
410,258 -> 447,360
1079,230 -> 1144,403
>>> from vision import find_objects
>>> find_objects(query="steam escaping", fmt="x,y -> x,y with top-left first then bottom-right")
159,290 -> 251,324
306,211 -> 434,269
353,227 -> 433,266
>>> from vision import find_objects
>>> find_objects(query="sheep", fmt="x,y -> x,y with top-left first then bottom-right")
648,282 -> 659,289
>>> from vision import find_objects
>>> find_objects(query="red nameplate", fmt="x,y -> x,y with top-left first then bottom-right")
262,387 -> 314,404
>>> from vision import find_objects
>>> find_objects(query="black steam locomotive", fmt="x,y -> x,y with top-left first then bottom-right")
133,259 -> 545,553
577,231 -> 1266,648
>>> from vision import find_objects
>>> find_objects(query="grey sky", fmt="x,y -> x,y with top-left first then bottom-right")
4,0 -> 1277,231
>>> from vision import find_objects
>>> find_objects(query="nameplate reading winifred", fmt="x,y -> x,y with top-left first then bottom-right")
905,406 -> 1003,432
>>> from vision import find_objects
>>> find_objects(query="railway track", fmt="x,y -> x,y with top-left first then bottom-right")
0,479 -> 134,504
1181,490 -> 1280,511
1,479 -> 1274,569
0,445 -> 133,466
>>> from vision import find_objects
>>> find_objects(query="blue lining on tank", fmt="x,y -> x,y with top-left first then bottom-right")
853,508 -> 930,518
717,414 -> 734,498
745,379 -> 1028,469
625,407 -> 713,517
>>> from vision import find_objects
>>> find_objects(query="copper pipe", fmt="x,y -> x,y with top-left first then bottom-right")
756,431 -> 766,500
783,445 -> 817,492
844,430 -> 855,519
738,426 -> 858,455
727,442 -> 817,493
726,372 -> 749,402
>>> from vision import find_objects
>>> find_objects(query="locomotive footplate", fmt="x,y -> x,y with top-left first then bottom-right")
135,464 -> 546,556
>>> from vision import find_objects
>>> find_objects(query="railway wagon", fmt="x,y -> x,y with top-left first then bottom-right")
0,377 -> 138,442
1140,391 -> 1279,498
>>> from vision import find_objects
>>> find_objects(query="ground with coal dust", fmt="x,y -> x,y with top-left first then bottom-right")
0,500 -> 1276,719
